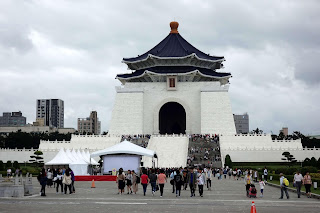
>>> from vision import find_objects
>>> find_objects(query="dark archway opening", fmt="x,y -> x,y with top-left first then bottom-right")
159,102 -> 186,134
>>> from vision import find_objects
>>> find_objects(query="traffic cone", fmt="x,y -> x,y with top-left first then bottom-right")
91,179 -> 96,188
251,201 -> 257,213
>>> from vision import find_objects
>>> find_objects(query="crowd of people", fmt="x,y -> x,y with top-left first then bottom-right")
37,167 -> 75,196
116,167 -> 210,197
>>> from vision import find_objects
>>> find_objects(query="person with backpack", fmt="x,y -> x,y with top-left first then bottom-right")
55,170 -> 63,194
174,169 -> 183,197
149,169 -> 157,196
244,172 -> 252,197
279,173 -> 289,199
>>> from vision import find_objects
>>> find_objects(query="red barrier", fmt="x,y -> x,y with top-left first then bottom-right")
75,175 -> 117,181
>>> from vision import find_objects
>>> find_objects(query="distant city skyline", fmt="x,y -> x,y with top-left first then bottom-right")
0,1 -> 319,135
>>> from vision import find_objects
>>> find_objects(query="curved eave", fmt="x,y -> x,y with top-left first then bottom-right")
123,53 -> 224,64
116,69 -> 231,81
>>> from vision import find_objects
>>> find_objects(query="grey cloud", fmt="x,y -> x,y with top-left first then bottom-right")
0,0 -> 319,134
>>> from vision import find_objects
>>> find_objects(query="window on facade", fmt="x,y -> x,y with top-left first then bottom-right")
169,78 -> 175,87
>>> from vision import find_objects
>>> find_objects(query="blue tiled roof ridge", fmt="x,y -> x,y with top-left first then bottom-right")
123,33 -> 224,63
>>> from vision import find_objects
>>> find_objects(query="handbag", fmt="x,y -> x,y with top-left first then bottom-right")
156,185 -> 159,191
53,177 -> 57,182
170,179 -> 174,185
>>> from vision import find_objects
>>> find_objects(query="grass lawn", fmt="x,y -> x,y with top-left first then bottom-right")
267,179 -> 320,195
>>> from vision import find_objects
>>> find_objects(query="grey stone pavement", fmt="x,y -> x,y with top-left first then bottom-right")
1,177 -> 320,213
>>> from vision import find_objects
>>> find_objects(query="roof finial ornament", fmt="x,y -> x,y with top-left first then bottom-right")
170,21 -> 179,34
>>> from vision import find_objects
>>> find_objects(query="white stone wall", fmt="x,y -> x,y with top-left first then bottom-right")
142,135 -> 189,168
201,89 -> 236,134
0,135 -> 121,163
109,81 -> 235,135
219,134 -> 320,165
108,91 -> 144,135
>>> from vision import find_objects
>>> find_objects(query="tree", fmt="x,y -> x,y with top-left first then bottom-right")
13,161 -> 19,169
310,157 -> 317,167
225,154 -> 233,168
29,151 -> 44,167
317,158 -> 320,169
251,128 -> 263,134
281,152 -> 297,167
6,160 -> 11,169
0,160 -> 4,171
303,158 -> 311,167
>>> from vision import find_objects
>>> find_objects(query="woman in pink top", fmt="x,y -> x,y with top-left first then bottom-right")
157,169 -> 167,197
303,172 -> 312,198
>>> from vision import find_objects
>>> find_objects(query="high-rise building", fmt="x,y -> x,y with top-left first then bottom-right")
233,113 -> 249,134
0,111 -> 26,127
36,99 -> 64,128
280,127 -> 288,136
77,111 -> 101,135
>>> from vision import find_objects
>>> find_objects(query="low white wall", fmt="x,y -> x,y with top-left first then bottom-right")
219,134 -> 320,165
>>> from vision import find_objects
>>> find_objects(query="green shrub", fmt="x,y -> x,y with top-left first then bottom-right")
0,161 -> 4,171
300,166 -> 318,175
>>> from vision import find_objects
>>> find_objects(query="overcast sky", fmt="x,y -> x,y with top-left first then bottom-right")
0,0 -> 319,135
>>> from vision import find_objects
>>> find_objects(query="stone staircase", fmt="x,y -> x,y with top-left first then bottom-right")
142,135 -> 189,168
187,134 -> 222,168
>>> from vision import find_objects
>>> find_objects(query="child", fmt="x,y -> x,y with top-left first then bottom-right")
259,178 -> 265,197
249,184 -> 257,198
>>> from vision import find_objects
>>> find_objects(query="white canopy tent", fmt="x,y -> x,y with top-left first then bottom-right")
45,148 -> 73,165
45,148 -> 98,175
91,140 -> 157,174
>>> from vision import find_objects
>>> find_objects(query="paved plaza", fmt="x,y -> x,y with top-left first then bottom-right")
1,177 -> 320,213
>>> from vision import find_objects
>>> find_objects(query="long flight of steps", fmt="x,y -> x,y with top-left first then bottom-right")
142,135 -> 189,168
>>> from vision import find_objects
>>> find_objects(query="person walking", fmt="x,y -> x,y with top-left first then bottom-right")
38,168 -> 47,196
187,167 -> 197,197
254,170 -> 258,182
259,178 -> 265,197
205,167 -> 212,190
293,171 -> 303,198
170,169 -> 177,193
141,170 -> 149,196
303,172 -> 312,198
116,169 -> 125,195
183,170 -> 188,190
157,169 -> 167,197
56,170 -> 63,194
279,173 -> 289,199
70,169 -> 75,193
149,169 -> 157,196
244,172 -> 252,197
62,169 -> 72,194
131,170 -> 139,194
126,170 -> 133,194
174,169 -> 183,197
46,168 -> 53,188
197,168 -> 205,197
7,168 -> 12,178
263,167 -> 268,181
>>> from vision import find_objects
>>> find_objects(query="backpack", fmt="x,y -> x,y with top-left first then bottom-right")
283,178 -> 289,187
136,176 -> 140,184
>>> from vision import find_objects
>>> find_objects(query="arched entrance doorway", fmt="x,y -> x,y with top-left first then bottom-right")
159,102 -> 186,134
